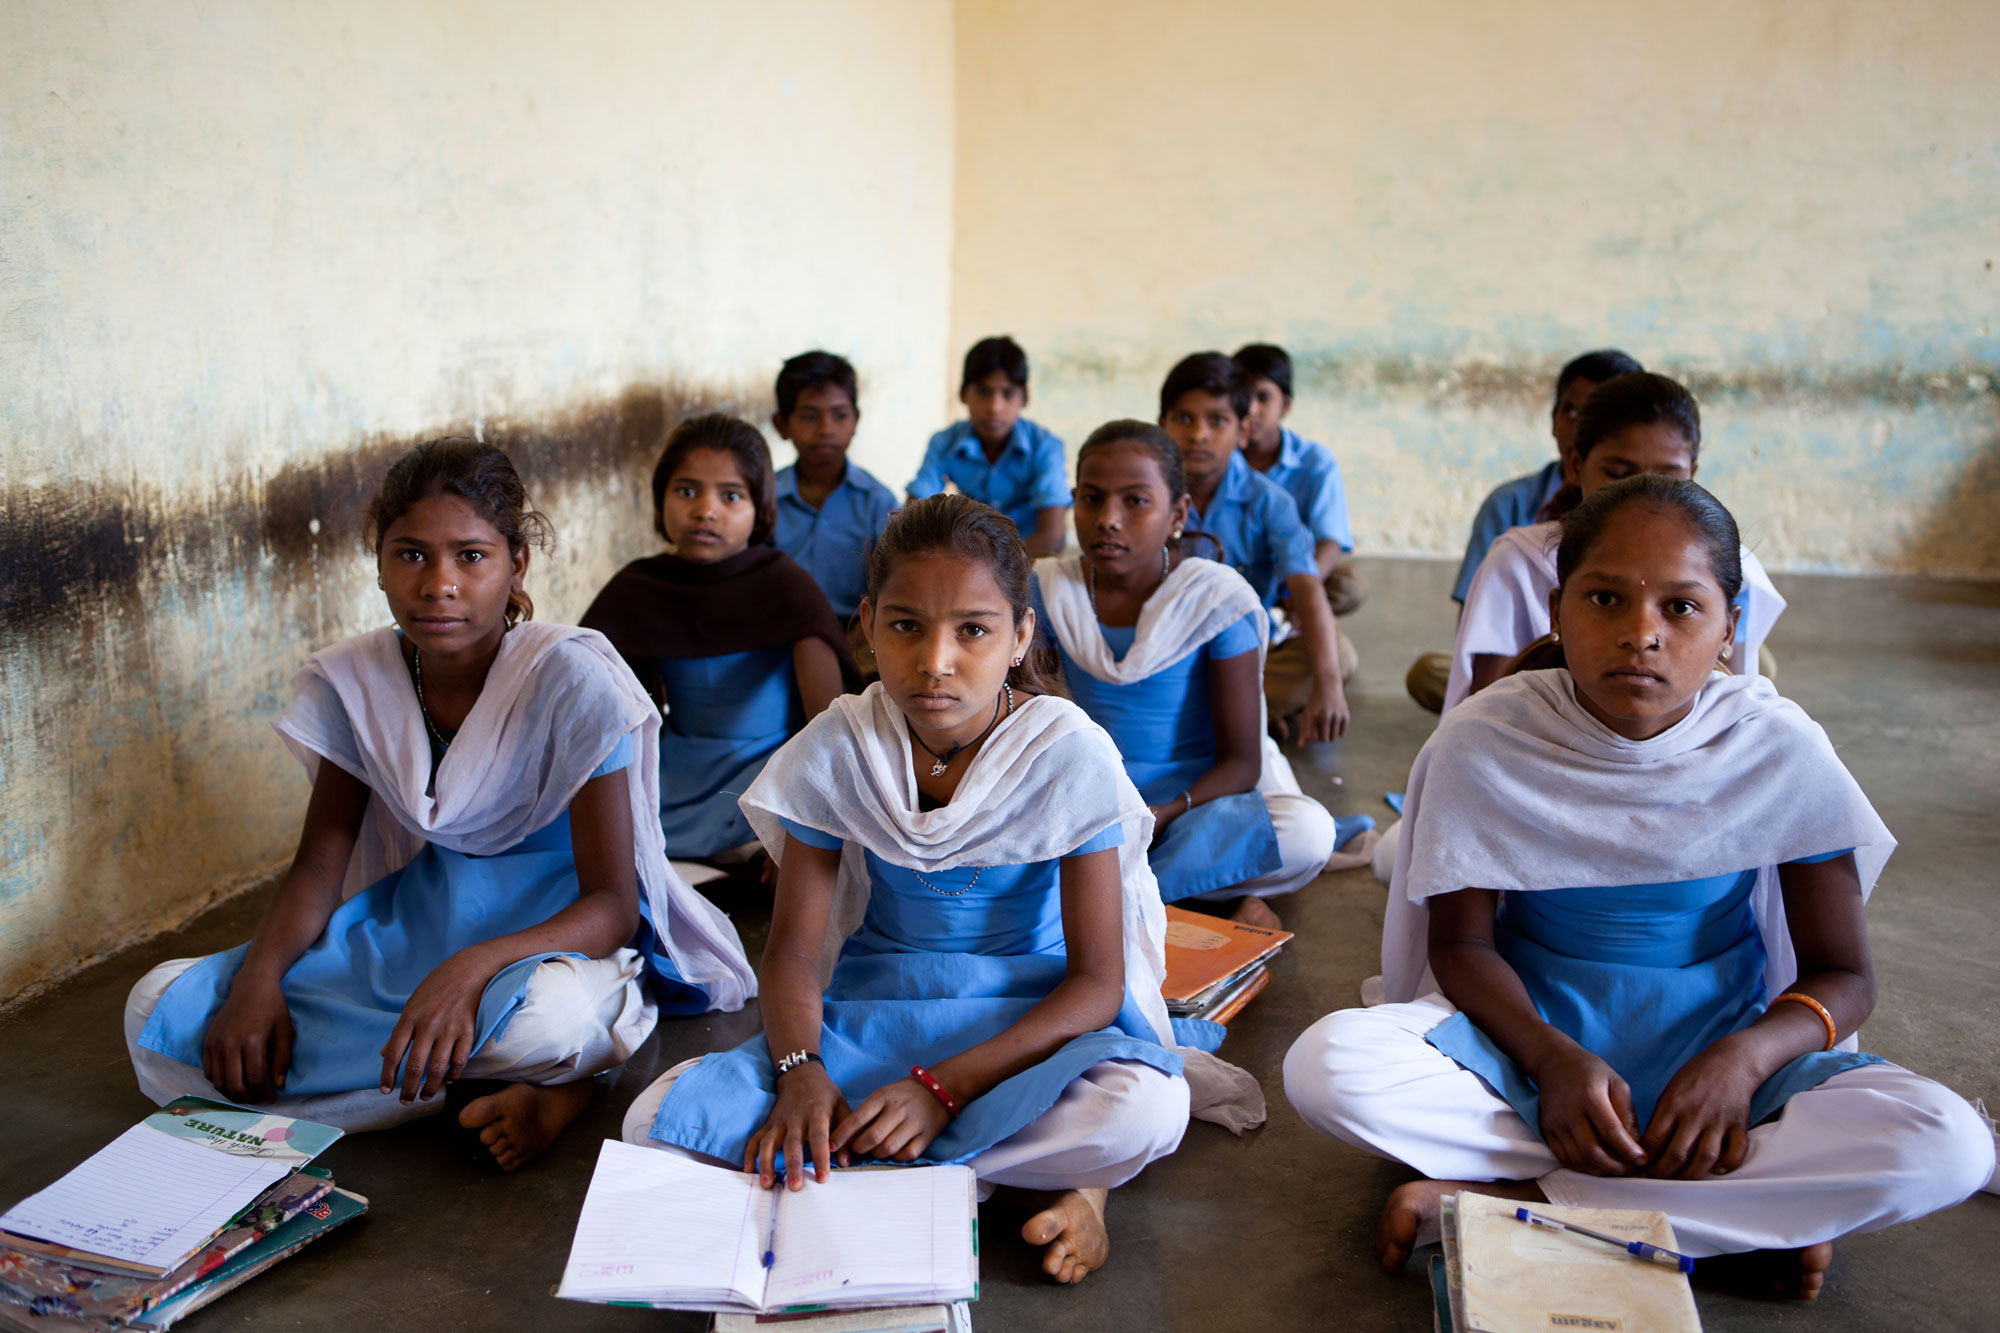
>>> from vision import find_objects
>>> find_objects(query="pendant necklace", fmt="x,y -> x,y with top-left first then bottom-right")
411,646 -> 453,754
911,683 -> 1013,779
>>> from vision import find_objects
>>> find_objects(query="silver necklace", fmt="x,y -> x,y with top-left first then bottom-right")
911,683 -> 1012,778
411,646 -> 452,753
913,865 -> 982,897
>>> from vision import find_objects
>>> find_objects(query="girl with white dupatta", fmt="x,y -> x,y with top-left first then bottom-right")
1285,477 -> 1993,1299
622,495 -> 1257,1285
125,441 -> 755,1168
1443,372 -> 1785,713
1030,421 -> 1373,932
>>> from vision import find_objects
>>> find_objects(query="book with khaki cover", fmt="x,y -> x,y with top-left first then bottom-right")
1453,1192 -> 1701,1333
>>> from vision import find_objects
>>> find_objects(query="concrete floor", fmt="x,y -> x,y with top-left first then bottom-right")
2,556 -> 1995,1331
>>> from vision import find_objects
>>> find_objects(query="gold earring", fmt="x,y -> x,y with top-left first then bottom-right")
1012,656 -> 1023,667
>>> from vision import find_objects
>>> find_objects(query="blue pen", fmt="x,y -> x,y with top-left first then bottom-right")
761,1190 -> 780,1269
1514,1207 -> 1695,1275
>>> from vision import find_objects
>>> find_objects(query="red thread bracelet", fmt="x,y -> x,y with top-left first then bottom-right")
909,1065 -> 962,1118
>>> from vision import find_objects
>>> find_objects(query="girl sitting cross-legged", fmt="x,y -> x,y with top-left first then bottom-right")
1283,475 -> 1993,1299
1031,421 -> 1374,930
125,439 -> 755,1168
621,494 -> 1263,1285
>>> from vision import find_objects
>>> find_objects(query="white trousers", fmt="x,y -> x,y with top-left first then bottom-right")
1282,994 -> 1996,1257
621,1057 -> 1190,1199
124,951 -> 659,1133
1189,791 -> 1338,903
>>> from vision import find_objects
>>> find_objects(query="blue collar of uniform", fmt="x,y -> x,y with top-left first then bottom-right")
778,460 -> 859,502
1192,451 -> 1255,517
950,419 -> 1023,460
1275,427 -> 1308,472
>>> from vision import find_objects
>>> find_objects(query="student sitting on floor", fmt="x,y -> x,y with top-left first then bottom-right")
1159,352 -> 1353,742
1284,476 -> 1994,1298
620,494 -> 1264,1286
1031,420 -> 1375,931
770,350 -> 898,622
124,439 -> 755,1165
1407,348 -> 1642,713
581,415 -> 860,868
906,335 -> 1070,557
1442,371 -> 1783,713
1233,343 -> 1367,618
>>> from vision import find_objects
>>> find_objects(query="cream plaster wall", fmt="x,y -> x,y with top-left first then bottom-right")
951,0 -> 2000,578
0,0 -> 955,996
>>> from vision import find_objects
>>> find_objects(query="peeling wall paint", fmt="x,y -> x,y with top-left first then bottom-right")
0,1 -> 955,997
951,0 -> 2000,578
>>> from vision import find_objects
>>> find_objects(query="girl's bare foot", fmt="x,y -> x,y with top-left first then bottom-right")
1378,1178 -> 1544,1273
459,1080 -> 595,1170
1021,1187 -> 1110,1284
1231,896 -> 1283,930
1765,1241 -> 1834,1300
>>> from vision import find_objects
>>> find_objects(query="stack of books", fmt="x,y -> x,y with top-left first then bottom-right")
557,1141 -> 977,1329
1161,905 -> 1292,1024
0,1098 -> 363,1332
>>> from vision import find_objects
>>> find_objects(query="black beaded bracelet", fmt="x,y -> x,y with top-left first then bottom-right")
773,1049 -> 824,1078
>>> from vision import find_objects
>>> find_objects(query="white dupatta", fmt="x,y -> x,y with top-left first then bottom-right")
273,622 -> 756,1012
1034,553 -> 1306,802
740,683 -> 1266,1132
1382,669 -> 1894,1008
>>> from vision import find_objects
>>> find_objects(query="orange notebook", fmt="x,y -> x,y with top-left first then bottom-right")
1160,905 -> 1292,1005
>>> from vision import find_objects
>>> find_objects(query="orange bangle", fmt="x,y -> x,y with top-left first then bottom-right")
1771,991 -> 1837,1051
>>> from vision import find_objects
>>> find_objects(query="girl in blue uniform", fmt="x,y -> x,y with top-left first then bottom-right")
1032,421 -> 1367,929
582,415 -> 860,865
621,494 -> 1249,1286
1285,476 -> 1992,1298
124,439 -> 754,1168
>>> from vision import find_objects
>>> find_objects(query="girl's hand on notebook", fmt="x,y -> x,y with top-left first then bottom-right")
831,1077 -> 953,1166
749,1065 -> 852,1190
380,949 -> 491,1104
1640,1041 -> 1757,1181
202,974 -> 295,1103
1534,1047 -> 1648,1176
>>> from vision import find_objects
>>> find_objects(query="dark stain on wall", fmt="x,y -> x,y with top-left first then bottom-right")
2,381 -> 747,636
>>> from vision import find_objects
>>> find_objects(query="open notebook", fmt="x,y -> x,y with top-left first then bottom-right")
556,1141 -> 977,1314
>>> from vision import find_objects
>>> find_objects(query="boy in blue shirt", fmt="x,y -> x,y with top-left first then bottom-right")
1233,343 -> 1367,617
906,336 -> 1070,556
1160,352 -> 1353,746
1405,348 -> 1643,712
771,350 -> 898,619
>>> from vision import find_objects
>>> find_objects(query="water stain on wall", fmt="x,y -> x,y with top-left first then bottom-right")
0,378 -> 761,1006
2,381 -> 749,642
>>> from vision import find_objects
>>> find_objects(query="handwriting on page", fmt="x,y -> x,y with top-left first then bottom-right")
770,1168 -> 968,1297
0,1125 -> 289,1269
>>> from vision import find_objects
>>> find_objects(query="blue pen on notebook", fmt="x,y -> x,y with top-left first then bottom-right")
1514,1207 -> 1695,1275
761,1191 -> 780,1269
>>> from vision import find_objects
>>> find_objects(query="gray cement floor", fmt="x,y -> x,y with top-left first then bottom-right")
2,556 -> 1995,1330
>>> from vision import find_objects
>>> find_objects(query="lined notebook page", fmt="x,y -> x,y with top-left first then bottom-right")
767,1166 -> 976,1304
0,1125 -> 288,1271
557,1141 -> 768,1304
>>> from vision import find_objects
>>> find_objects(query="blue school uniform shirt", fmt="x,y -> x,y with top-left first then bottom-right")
1452,461 -> 1564,603
1425,850 -> 1881,1134
1258,428 -> 1354,553
647,814 -> 1181,1167
907,417 -> 1071,536
1182,452 -> 1319,608
138,734 -> 708,1096
773,460 -> 897,616
657,646 -> 803,859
